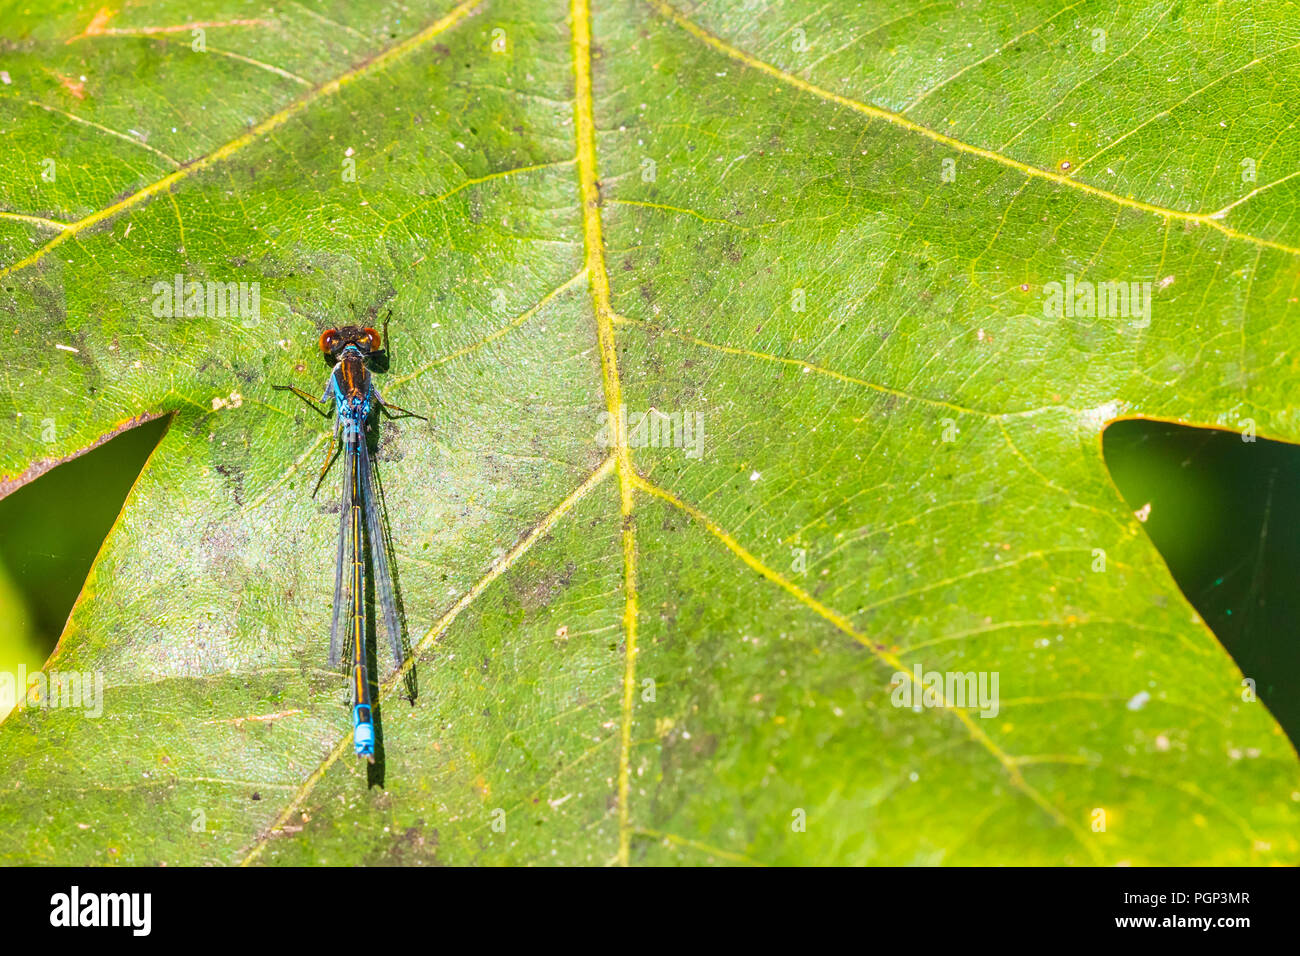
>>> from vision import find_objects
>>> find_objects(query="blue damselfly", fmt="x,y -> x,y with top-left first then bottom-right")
274,320 -> 425,761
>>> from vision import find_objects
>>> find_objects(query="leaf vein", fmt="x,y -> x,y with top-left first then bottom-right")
0,0 -> 483,280
644,0 -> 1300,258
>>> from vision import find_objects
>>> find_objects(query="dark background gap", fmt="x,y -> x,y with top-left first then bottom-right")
1103,418 -> 1300,749
0,416 -> 169,665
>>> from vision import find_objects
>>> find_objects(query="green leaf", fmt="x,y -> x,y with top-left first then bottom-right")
1,0 -> 1297,865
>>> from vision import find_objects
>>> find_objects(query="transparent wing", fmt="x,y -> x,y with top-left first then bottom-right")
358,436 -> 405,670
328,427 -> 354,670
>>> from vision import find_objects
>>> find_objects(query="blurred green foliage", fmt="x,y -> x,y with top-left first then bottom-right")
1104,419 -> 1300,746
0,416 -> 168,718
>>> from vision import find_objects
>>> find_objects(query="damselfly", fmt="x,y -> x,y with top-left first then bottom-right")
274,318 -> 425,761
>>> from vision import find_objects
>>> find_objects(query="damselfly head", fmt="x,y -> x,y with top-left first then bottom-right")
319,325 -> 382,357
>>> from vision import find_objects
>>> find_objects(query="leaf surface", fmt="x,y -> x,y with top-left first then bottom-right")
1,0 -> 1297,865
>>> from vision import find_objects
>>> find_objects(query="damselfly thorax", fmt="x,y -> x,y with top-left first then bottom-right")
334,350 -> 370,403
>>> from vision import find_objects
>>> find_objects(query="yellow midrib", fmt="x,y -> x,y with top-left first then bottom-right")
569,0 -> 641,868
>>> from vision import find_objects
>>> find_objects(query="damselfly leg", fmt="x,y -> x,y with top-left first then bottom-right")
378,401 -> 427,421
272,383 -> 331,417
312,427 -> 342,499
373,385 -> 428,422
